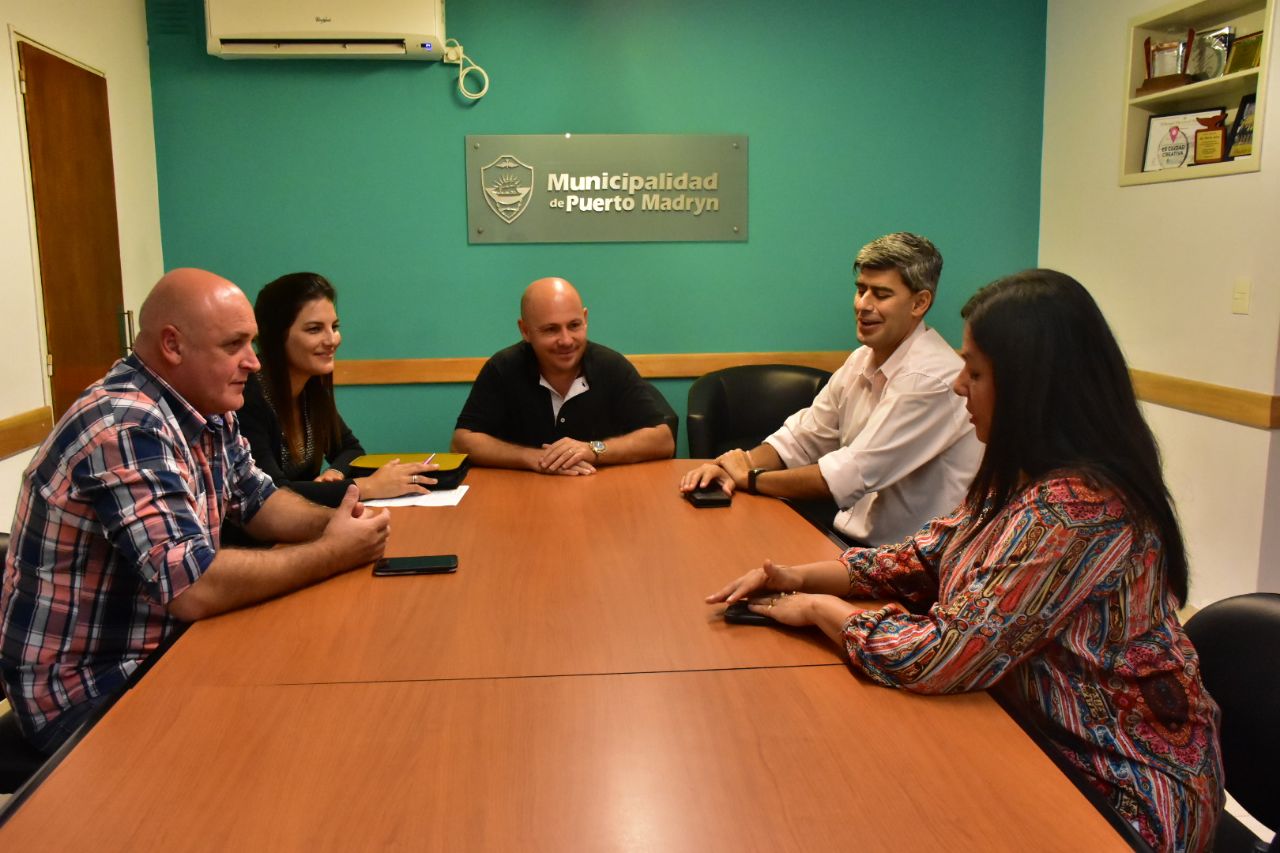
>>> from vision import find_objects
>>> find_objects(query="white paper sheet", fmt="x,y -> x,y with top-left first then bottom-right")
364,486 -> 469,508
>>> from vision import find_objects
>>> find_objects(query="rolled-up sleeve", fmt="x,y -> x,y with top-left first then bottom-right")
224,429 -> 277,529
816,372 -> 968,508
75,425 -> 216,605
765,364 -> 855,467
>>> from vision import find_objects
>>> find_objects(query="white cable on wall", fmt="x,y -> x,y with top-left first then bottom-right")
444,39 -> 489,100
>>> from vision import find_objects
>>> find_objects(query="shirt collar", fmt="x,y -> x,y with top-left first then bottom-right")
539,374 -> 590,419
859,322 -> 928,384
125,353 -> 219,445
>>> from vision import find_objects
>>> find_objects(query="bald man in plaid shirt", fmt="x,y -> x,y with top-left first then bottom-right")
1,269 -> 390,754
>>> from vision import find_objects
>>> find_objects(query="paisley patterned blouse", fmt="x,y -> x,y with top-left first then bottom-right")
841,475 -> 1222,852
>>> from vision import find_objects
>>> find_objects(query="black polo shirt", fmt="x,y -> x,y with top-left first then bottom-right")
455,341 -> 667,446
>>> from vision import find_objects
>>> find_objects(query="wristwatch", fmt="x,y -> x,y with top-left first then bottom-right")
589,440 -> 607,460
747,467 -> 768,494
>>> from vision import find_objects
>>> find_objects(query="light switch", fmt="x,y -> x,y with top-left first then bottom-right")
1231,278 -> 1251,315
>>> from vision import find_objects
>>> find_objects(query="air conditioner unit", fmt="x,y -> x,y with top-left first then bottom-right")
205,0 -> 445,60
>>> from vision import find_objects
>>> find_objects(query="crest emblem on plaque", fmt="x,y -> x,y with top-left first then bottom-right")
481,155 -> 534,223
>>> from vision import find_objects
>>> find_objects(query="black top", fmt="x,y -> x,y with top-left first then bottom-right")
455,341 -> 668,446
238,372 -> 365,507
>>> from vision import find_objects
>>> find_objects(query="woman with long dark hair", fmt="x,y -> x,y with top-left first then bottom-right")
239,272 -> 436,507
708,270 -> 1222,851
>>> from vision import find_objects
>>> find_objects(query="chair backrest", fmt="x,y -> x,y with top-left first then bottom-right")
686,364 -> 830,459
1183,592 -> 1280,833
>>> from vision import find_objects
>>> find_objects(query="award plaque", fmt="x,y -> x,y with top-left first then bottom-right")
1194,113 -> 1227,164
1143,108 -> 1227,171
1189,27 -> 1234,79
1137,29 -> 1198,95
1150,41 -> 1183,76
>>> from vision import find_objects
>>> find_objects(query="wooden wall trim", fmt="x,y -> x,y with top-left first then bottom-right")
334,351 -> 852,385
336,357 -> 488,385
334,354 -> 1280,430
1130,369 -> 1279,430
0,406 -> 53,460
3,361 -> 1269,463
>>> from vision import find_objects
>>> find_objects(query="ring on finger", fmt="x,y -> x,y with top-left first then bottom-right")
411,475 -> 418,485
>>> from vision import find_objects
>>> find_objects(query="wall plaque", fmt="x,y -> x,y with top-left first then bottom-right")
465,134 -> 747,244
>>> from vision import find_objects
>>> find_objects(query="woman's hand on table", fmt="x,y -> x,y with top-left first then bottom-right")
706,558 -> 802,604
742,592 -> 860,634
355,458 -> 440,500
745,591 -> 815,627
708,558 -> 866,640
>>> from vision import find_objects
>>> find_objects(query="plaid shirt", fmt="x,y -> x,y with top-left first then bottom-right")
0,355 -> 275,740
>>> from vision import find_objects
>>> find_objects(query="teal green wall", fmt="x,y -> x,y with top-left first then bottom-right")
146,0 -> 1046,455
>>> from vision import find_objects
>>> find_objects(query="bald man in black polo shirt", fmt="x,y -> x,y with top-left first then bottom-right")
452,277 -> 675,475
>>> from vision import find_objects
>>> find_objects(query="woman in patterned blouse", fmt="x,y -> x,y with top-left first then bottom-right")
709,269 -> 1222,852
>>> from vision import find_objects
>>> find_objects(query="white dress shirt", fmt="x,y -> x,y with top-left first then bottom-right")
765,323 -> 983,545
539,374 -> 590,420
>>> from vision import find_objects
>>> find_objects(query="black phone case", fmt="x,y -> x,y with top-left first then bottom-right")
685,487 -> 731,508
723,600 -> 776,626
372,557 -> 458,576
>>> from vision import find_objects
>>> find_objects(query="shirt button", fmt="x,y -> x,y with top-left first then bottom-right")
559,418 -> 565,423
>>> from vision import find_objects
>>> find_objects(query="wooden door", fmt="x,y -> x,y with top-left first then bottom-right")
18,41 -> 127,419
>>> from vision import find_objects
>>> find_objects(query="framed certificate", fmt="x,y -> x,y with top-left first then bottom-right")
1225,31 -> 1262,74
1143,108 -> 1226,171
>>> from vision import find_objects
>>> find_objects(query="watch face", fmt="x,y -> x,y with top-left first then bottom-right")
590,440 -> 606,454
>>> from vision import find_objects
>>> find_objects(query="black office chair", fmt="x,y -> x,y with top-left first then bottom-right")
1183,593 -> 1280,853
0,531 -> 50,795
686,364 -> 830,459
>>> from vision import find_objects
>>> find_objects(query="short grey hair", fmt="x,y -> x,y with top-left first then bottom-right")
853,232 -> 943,296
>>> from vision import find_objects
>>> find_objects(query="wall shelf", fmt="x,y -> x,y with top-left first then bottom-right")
1120,0 -> 1273,185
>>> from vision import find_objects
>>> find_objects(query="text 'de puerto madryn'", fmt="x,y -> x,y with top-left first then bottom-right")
465,134 -> 747,244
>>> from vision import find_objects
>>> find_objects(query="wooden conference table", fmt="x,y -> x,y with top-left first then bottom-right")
0,461 -> 1125,851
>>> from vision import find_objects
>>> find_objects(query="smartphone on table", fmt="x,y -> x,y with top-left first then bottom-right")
372,555 -> 458,576
684,486 -> 731,508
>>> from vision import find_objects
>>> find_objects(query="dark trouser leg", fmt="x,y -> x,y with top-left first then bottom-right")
28,692 -> 112,756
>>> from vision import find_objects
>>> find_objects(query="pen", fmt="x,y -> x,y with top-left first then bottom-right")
424,453 -> 437,465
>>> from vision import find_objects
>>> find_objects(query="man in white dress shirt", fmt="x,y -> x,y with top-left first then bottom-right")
680,232 -> 982,545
